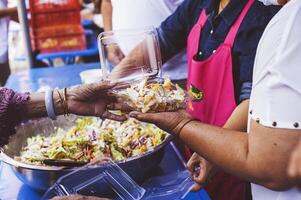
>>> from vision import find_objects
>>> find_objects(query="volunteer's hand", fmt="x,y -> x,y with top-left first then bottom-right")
288,138 -> 301,188
51,194 -> 110,200
187,152 -> 218,191
64,81 -> 127,121
128,110 -> 194,137
106,45 -> 124,65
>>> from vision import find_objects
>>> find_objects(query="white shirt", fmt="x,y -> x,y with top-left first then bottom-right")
111,0 -> 187,80
249,0 -> 301,199
0,0 -> 9,63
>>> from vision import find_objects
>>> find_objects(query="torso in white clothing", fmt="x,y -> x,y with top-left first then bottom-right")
0,0 -> 9,63
110,0 -> 187,80
249,0 -> 301,199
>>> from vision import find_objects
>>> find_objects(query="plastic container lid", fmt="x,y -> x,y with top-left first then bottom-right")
98,27 -> 162,84
42,158 -> 195,200
42,158 -> 146,200
142,170 -> 194,200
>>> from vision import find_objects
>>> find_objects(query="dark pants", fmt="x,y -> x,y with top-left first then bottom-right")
0,61 -> 11,86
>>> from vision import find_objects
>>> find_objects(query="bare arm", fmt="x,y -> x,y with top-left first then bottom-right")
130,103 -> 299,191
101,0 -> 112,32
223,99 -> 249,131
0,7 -> 17,19
21,91 -> 64,120
187,99 -> 250,191
20,82 -> 126,121
180,118 -> 299,190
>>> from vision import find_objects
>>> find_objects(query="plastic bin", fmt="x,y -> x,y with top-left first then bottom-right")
30,11 -> 80,29
31,25 -> 84,38
32,33 -> 86,53
29,0 -> 80,14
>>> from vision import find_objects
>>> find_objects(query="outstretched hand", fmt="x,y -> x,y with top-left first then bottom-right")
65,81 -> 127,121
128,109 -> 194,137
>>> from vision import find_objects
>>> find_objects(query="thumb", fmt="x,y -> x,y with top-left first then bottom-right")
191,183 -> 202,192
129,111 -> 158,124
89,81 -> 116,92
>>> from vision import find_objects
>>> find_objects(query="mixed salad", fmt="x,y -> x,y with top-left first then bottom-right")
117,77 -> 186,113
16,117 -> 167,165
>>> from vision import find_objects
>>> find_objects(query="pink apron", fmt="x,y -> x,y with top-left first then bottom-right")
186,0 -> 254,200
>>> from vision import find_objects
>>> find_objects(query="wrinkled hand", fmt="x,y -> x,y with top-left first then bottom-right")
187,152 -> 218,191
65,81 -> 126,121
51,194 -> 110,200
106,45 -> 124,65
128,109 -> 194,137
288,139 -> 301,188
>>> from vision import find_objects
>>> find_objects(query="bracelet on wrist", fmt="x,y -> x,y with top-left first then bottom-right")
45,89 -> 57,120
174,118 -> 195,138
57,88 -> 69,117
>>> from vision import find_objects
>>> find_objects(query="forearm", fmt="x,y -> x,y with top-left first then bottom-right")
101,0 -> 112,32
21,91 -> 64,120
0,7 -> 17,18
223,99 -> 249,131
179,119 -> 298,190
110,43 -> 147,79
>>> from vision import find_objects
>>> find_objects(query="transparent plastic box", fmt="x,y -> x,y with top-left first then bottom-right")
42,158 -> 196,200
42,158 -> 146,200
98,27 -> 162,83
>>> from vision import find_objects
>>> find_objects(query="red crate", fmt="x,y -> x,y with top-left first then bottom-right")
30,11 -> 81,31
29,0 -> 80,14
32,25 -> 84,38
32,33 -> 86,53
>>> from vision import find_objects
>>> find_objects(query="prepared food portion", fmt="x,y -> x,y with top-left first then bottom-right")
16,117 -> 167,165
117,78 -> 186,113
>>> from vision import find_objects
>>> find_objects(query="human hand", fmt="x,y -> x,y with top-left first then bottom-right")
62,81 -> 126,121
51,194 -> 110,200
128,109 -> 194,137
288,139 -> 301,188
106,45 -> 124,65
187,152 -> 218,191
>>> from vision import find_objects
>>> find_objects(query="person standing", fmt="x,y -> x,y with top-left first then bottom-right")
122,0 -> 301,199
109,0 -> 280,199
101,0 -> 187,83
0,0 -> 14,86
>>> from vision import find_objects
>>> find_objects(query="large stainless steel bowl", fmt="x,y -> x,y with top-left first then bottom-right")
0,115 -> 172,191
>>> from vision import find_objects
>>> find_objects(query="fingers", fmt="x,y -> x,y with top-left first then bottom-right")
102,110 -> 128,121
187,153 -> 200,173
129,111 -> 159,124
107,103 -> 133,112
88,81 -> 117,92
191,183 -> 202,192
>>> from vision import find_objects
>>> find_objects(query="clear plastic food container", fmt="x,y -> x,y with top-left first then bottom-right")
112,77 -> 188,113
42,158 -> 195,200
42,158 -> 146,200
98,27 -> 162,83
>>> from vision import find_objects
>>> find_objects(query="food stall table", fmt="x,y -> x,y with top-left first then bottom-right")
1,63 -> 211,200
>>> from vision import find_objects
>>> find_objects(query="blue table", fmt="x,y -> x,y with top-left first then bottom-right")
2,63 -> 211,200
